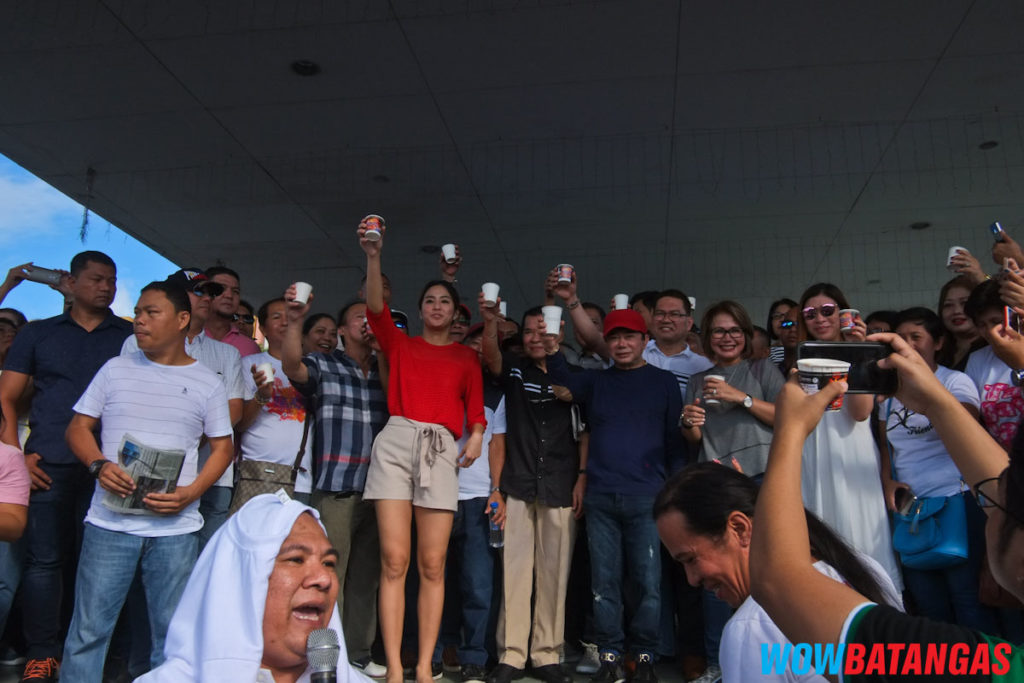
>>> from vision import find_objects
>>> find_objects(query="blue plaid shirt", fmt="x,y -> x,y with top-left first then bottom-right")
294,351 -> 388,493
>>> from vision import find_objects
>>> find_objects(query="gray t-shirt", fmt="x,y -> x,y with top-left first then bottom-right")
684,359 -> 784,476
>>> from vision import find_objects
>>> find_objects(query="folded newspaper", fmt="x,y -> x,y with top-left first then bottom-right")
102,434 -> 186,515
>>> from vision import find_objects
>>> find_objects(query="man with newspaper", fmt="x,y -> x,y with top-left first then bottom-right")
59,280 -> 233,682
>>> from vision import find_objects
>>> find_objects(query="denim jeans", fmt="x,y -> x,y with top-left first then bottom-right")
434,497 -> 497,666
22,462 -> 93,659
584,492 -> 661,655
0,538 -> 24,636
195,485 -> 232,551
902,493 -> 997,632
61,524 -> 197,682
701,589 -> 734,666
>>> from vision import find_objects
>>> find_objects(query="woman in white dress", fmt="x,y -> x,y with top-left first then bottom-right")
796,282 -> 902,589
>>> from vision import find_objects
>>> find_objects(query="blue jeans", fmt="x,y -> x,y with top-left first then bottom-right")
61,524 -> 197,682
902,493 -> 997,632
0,538 -> 24,636
701,590 -> 733,666
195,485 -> 232,551
434,497 -> 496,666
22,462 -> 93,659
585,492 -> 661,655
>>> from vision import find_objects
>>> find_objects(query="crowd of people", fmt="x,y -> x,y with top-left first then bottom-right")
0,221 -> 1022,682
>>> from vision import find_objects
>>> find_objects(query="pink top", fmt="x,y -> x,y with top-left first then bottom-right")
0,444 -> 29,506
206,326 -> 260,357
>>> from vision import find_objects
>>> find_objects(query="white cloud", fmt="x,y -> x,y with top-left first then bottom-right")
111,276 -> 137,318
0,167 -> 81,244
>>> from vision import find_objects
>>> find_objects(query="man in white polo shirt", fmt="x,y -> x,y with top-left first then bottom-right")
60,281 -> 233,683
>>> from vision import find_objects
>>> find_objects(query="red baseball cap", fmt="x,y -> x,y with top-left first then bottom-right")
603,309 -> 648,337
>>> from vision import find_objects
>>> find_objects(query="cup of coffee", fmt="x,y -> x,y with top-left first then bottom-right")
613,293 -> 629,310
702,374 -> 726,405
796,358 -> 851,411
363,214 -> 385,241
481,282 -> 500,307
499,301 -> 507,318
556,264 -> 574,284
293,282 -> 313,305
541,305 -> 563,335
839,308 -> 859,331
441,243 -> 458,264
255,362 -> 275,386
947,246 -> 967,271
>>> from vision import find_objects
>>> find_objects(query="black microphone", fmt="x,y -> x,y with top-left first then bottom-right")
306,628 -> 340,683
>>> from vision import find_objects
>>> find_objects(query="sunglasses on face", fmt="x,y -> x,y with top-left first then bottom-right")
779,320 -> 796,329
802,304 -> 837,321
192,283 -> 226,298
233,313 -> 255,324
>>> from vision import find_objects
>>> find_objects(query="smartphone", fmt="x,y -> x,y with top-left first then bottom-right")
1005,306 -> 1022,333
894,486 -> 918,516
796,341 -> 898,394
991,221 -> 1007,242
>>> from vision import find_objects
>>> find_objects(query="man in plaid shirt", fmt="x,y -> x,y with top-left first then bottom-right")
282,294 -> 389,676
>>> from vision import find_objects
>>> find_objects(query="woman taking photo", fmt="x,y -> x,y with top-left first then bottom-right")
796,283 -> 901,589
748,335 -> 1024,681
655,463 -> 901,682
879,307 -> 995,631
937,275 -> 981,371
681,300 -> 784,480
357,218 -> 485,683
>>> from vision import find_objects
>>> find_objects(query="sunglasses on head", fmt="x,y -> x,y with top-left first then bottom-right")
233,313 -> 255,324
802,304 -> 837,321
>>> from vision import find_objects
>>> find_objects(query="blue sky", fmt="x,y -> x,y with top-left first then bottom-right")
0,155 -> 178,321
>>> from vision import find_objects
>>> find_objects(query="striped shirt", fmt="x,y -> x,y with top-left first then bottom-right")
294,350 -> 388,493
642,339 -> 713,398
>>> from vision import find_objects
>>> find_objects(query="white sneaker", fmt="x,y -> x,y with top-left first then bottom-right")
575,642 -> 600,674
351,657 -> 388,678
688,665 -> 722,683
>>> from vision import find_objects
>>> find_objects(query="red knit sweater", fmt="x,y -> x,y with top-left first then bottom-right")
367,307 -> 485,438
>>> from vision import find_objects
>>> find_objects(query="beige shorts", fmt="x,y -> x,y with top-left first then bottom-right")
363,416 -> 459,512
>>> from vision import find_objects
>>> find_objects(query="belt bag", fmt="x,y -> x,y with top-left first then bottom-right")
892,493 -> 968,570
229,412 -> 311,514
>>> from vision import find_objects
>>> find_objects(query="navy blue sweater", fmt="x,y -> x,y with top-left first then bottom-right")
546,352 -> 684,496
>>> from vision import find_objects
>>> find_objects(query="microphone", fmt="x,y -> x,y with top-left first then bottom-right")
306,628 -> 340,683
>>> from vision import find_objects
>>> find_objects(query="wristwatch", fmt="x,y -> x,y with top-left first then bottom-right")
742,394 -> 754,409
1012,369 -> 1024,387
88,459 -> 108,479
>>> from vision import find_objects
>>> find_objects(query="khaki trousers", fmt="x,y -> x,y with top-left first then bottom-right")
312,490 -> 380,660
497,496 -> 576,668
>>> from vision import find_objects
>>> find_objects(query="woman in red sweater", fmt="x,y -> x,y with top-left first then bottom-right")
358,218 -> 486,683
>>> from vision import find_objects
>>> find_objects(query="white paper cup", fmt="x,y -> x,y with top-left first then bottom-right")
702,374 -> 726,405
541,305 -> 562,335
255,362 -> 275,386
292,282 -> 313,305
796,358 -> 851,411
442,243 -> 458,264
499,301 -> 507,318
363,214 -> 385,241
481,282 -> 500,307
947,246 -> 967,271
613,293 -> 629,310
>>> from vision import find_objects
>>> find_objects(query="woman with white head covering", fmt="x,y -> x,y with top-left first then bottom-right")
137,493 -> 371,683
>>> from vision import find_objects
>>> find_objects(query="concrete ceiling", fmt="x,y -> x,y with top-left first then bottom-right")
1,0 -> 1023,320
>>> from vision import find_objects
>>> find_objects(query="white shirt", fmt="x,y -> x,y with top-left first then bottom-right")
457,396 -> 507,500
882,366 -> 979,497
239,353 -> 313,494
74,352 -> 233,537
642,339 -> 713,398
123,331 -> 243,487
965,345 -> 1024,450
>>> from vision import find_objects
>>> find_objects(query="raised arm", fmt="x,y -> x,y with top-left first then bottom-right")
359,218 -> 385,315
545,268 -> 610,361
479,291 -> 503,377
281,286 -> 312,385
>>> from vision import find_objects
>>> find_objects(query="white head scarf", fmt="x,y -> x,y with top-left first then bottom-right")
137,493 -> 370,683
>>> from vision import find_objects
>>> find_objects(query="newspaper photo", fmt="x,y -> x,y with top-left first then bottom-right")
101,433 -> 186,516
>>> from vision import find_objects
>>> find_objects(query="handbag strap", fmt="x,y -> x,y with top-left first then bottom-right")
293,409 -> 312,474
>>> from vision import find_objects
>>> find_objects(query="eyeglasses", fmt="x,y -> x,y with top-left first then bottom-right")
653,310 -> 690,320
710,327 -> 744,339
779,320 -> 796,329
802,304 -> 837,321
867,327 -> 889,335
234,313 -> 255,324
770,312 -> 789,321
453,318 -> 470,327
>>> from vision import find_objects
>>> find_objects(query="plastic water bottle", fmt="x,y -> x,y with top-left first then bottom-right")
488,501 -> 503,548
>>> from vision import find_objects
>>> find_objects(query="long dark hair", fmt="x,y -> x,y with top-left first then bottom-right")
766,298 -> 797,342
653,463 -> 891,606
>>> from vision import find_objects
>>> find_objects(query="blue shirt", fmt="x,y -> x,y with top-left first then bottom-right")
4,311 -> 133,465
293,350 -> 389,493
547,352 -> 684,497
